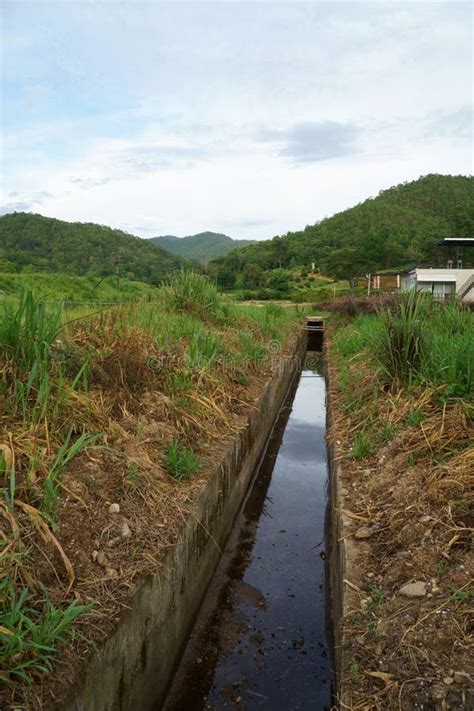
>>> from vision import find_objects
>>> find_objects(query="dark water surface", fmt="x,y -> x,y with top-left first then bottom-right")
163,353 -> 332,710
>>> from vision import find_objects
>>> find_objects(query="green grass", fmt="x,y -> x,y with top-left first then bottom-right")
1,275 -> 304,700
164,439 -> 200,480
335,294 -> 474,395
0,272 -> 157,303
0,290 -> 62,370
187,330 -> 223,370
350,431 -> 375,460
0,580 -> 90,686
42,430 -> 102,521
239,331 -> 267,367
160,270 -> 225,320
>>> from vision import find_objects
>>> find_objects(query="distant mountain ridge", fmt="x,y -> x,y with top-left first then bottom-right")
209,174 -> 474,284
151,231 -> 255,263
0,212 -> 187,285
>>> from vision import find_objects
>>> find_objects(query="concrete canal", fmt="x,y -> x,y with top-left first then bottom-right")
163,349 -> 332,710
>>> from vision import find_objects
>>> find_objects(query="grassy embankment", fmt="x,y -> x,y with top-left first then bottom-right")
329,294 -> 473,709
0,273 -> 303,707
0,272 -> 159,303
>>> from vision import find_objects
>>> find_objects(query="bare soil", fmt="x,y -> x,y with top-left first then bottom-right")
326,337 -> 473,710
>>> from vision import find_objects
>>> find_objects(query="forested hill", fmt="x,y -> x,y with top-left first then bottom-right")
209,174 -> 474,284
151,231 -> 255,264
0,212 -> 187,285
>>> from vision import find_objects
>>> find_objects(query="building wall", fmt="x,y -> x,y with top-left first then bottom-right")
400,269 -> 474,302
414,269 -> 474,293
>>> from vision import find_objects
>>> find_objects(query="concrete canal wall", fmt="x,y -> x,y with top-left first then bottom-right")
61,333 -> 307,711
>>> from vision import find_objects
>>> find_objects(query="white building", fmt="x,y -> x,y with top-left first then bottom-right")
399,268 -> 474,302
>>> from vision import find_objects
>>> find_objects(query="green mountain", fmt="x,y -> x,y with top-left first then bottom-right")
0,212 -> 187,286
209,174 -> 474,286
151,231 -> 255,264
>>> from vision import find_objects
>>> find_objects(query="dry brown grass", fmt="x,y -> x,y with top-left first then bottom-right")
326,333 -> 473,711
0,296 -> 301,709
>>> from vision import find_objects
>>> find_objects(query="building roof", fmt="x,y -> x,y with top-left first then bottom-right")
437,238 -> 474,246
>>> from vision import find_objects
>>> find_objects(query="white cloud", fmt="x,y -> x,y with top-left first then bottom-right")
1,1 -> 472,238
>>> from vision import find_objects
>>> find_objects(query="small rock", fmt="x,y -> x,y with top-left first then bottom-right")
399,581 -> 427,598
96,551 -> 108,567
419,515 -> 432,523
354,526 -> 373,540
367,572 -> 375,579
105,567 -> 119,579
107,536 -> 122,548
91,550 -> 98,562
443,676 -> 454,685
109,503 -> 120,514
453,671 -> 470,684
121,522 -> 132,539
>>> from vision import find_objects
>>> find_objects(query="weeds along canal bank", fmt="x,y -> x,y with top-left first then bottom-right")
0,274 -> 307,710
325,294 -> 473,711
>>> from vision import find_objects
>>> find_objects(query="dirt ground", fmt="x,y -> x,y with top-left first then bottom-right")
1,331 -> 303,710
326,340 -> 473,710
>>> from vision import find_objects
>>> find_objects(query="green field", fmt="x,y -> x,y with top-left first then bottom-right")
0,272 -> 159,303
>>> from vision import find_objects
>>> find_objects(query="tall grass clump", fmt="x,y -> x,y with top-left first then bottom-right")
160,271 -> 224,319
373,291 -> 429,386
0,290 -> 62,370
421,301 -> 474,396
0,291 -> 65,419
336,293 -> 474,395
186,330 -> 223,370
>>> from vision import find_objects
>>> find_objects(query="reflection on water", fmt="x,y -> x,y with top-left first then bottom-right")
163,352 -> 331,710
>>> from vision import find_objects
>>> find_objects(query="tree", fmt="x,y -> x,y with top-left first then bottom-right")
216,266 -> 236,290
242,263 -> 264,288
321,247 -> 376,291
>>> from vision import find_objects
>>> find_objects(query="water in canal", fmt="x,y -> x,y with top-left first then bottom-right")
164,352 -> 332,710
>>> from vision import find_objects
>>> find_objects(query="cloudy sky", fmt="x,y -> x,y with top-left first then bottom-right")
1,1 -> 472,239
